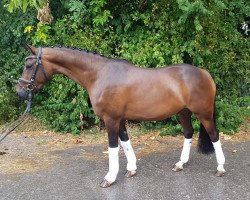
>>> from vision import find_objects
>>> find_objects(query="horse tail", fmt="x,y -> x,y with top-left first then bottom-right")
197,103 -> 217,154
198,124 -> 214,154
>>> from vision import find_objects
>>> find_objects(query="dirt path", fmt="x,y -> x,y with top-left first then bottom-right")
0,119 -> 249,175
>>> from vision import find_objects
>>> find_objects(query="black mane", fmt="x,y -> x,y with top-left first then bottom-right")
49,45 -> 130,63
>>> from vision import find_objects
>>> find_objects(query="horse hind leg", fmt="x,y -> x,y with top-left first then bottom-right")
119,120 -> 137,178
173,109 -> 194,172
196,113 -> 226,177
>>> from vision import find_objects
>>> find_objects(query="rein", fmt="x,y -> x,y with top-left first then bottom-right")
0,47 -> 47,143
0,99 -> 31,143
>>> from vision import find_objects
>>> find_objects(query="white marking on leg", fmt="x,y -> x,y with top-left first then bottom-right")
104,147 -> 119,183
213,140 -> 226,172
175,138 -> 192,168
120,139 -> 137,171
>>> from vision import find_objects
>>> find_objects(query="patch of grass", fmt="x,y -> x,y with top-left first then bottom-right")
160,124 -> 183,137
81,126 -> 100,135
37,139 -> 48,145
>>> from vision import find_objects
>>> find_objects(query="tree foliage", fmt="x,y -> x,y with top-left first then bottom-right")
1,0 -> 249,134
7,0 -> 45,12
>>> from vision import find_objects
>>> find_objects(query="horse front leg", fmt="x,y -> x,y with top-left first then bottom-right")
119,120 -> 137,177
100,118 -> 120,188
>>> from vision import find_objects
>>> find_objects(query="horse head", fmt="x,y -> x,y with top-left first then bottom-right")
16,45 -> 51,100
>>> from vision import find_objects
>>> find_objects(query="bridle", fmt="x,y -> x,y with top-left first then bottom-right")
18,47 -> 49,101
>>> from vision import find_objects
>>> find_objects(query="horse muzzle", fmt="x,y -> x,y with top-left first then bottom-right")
16,89 -> 28,100
16,87 -> 30,101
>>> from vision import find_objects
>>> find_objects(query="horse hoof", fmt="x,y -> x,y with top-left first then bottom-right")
99,179 -> 114,188
216,170 -> 225,177
172,165 -> 183,172
125,170 -> 137,178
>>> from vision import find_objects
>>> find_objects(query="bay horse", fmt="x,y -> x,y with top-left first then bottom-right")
16,45 -> 226,188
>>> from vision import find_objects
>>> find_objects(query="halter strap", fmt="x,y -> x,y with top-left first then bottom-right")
19,47 -> 49,90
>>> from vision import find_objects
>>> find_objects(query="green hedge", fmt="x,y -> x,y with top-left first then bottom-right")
0,0 -> 249,134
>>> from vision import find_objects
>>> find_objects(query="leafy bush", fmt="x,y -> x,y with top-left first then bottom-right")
0,2 -> 36,122
216,101 -> 245,134
1,0 -> 249,134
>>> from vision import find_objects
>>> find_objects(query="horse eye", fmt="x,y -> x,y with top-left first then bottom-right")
25,64 -> 33,69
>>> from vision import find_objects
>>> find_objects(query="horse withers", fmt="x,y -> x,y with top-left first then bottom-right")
16,45 -> 226,188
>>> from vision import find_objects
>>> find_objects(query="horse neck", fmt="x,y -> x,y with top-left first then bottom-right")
45,48 -> 101,91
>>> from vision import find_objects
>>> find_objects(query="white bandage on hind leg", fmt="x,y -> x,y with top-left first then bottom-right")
120,140 -> 137,171
104,147 -> 119,183
180,138 -> 192,164
213,140 -> 226,172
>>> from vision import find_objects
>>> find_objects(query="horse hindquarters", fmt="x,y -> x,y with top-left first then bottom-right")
174,68 -> 225,176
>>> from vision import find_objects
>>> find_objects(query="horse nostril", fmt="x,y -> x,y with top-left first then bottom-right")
16,91 -> 21,99
16,89 -> 21,95
16,89 -> 26,100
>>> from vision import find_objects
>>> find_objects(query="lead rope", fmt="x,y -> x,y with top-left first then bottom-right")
0,90 -> 32,143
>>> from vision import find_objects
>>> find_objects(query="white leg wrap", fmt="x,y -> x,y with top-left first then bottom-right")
175,138 -> 192,169
120,140 -> 137,171
104,147 -> 119,183
180,138 -> 192,164
213,140 -> 226,172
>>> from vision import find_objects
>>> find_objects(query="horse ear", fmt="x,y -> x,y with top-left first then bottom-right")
25,44 -> 38,55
